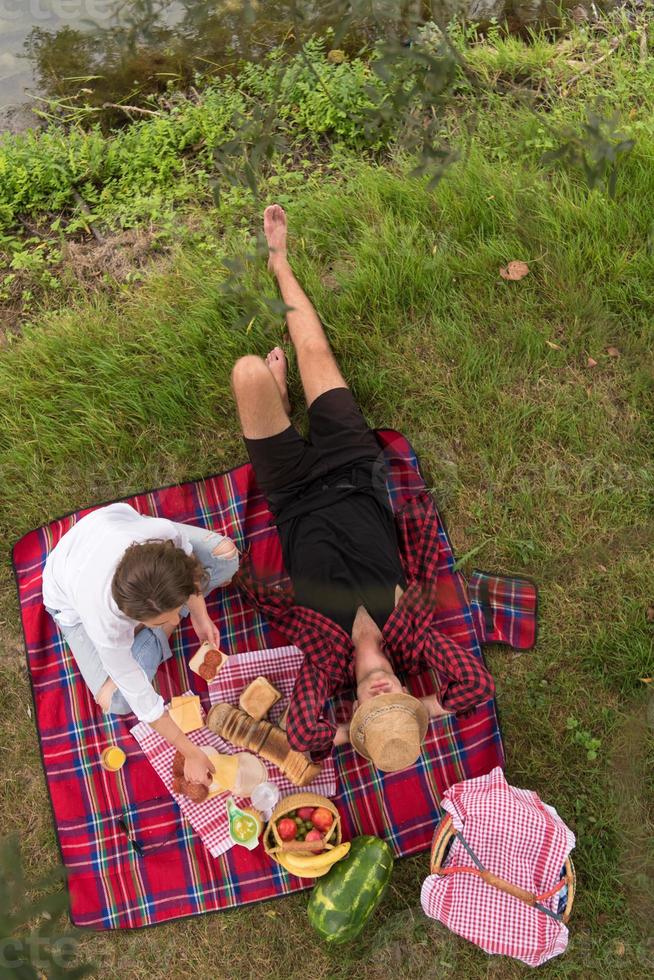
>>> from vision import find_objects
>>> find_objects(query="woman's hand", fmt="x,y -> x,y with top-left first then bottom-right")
184,747 -> 215,786
187,593 -> 221,648
150,712 -> 216,786
191,610 -> 221,648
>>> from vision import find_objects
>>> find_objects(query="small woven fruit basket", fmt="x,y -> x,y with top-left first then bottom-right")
430,815 -> 576,923
263,792 -> 341,863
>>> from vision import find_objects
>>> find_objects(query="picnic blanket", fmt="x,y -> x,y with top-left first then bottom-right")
13,430 -> 505,929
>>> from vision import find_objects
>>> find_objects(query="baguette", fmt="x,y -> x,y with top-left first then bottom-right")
206,703 -> 322,787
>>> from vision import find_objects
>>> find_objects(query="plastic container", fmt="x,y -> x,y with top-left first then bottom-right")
227,797 -> 263,850
101,746 -> 126,771
250,781 -> 280,820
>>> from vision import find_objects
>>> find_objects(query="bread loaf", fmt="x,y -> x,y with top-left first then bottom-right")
206,703 -> 322,787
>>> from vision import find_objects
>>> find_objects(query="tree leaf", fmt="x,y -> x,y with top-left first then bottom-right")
499,260 -> 529,281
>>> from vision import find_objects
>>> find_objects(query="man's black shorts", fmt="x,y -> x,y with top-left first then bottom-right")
243,387 -> 385,516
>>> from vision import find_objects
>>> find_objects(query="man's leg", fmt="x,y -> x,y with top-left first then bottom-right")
231,353 -> 291,439
263,204 -> 346,408
232,351 -> 323,514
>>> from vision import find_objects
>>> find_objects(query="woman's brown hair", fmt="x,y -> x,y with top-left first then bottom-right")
111,539 -> 208,621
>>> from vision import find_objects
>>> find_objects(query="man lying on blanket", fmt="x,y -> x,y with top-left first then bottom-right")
232,205 -> 495,774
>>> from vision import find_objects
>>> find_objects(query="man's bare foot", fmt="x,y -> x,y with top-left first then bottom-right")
96,677 -> 118,713
263,203 -> 288,272
265,346 -> 291,415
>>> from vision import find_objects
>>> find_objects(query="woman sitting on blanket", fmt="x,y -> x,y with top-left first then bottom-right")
42,502 -> 239,786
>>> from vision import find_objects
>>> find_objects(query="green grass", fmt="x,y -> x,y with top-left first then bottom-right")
1,17 -> 654,980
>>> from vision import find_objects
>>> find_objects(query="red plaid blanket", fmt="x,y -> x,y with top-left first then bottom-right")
12,430 -> 505,929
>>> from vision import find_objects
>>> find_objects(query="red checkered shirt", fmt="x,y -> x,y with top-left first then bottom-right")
235,489 -> 495,761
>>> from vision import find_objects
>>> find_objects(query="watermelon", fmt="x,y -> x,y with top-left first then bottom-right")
307,835 -> 394,943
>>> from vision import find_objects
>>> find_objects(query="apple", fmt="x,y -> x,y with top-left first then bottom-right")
277,818 -> 297,841
305,829 -> 324,853
311,807 -> 334,832
297,807 -> 315,820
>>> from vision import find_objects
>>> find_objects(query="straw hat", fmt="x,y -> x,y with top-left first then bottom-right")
349,692 -> 429,773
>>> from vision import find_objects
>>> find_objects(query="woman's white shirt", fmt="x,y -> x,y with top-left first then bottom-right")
42,502 -> 193,722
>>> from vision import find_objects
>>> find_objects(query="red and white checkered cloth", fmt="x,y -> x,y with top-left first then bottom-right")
207,645 -> 337,797
421,767 -> 575,967
131,703 -> 238,858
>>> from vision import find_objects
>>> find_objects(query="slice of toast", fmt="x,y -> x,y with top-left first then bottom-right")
189,641 -> 227,682
239,676 -> 282,721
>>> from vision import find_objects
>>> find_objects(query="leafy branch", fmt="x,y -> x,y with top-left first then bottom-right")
0,834 -> 94,979
542,110 -> 635,197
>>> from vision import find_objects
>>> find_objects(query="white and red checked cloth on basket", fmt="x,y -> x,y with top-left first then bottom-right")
207,645 -> 337,799
420,767 -> 576,968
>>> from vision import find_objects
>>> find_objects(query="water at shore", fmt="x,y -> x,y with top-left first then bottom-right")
0,1 -> 427,125
0,0 -> 619,132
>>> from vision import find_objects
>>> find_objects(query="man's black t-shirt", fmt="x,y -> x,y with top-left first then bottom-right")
276,462 -> 406,636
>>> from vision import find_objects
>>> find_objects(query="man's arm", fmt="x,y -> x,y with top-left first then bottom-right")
419,629 -> 495,716
285,666 -> 337,762
332,722 -> 351,747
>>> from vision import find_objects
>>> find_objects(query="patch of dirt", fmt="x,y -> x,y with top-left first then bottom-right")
1,228 -> 167,344
319,256 -> 356,291
0,302 -> 24,347
62,228 -> 164,287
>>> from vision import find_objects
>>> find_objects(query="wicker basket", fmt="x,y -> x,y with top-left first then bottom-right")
263,792 -> 341,860
430,815 -> 576,923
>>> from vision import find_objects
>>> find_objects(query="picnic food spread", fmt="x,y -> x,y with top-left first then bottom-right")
189,641 -> 227,681
206,702 -> 322,787
24,425 -> 535,933
239,675 -> 282,720
307,835 -> 394,943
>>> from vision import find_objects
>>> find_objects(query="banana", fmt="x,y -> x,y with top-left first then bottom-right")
280,841 -> 351,876
276,853 -> 332,878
